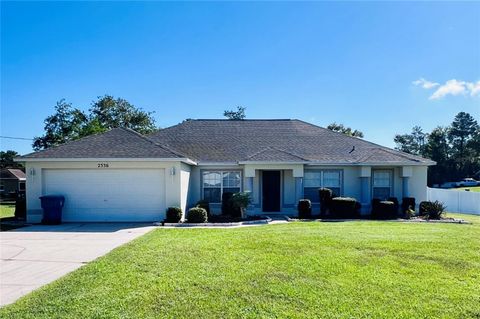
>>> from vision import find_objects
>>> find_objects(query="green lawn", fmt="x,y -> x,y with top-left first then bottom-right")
0,203 -> 15,218
456,186 -> 480,192
1,214 -> 479,318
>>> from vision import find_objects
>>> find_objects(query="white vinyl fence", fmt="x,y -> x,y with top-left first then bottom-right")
427,187 -> 480,215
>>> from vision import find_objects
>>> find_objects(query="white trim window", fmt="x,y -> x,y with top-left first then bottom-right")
304,170 -> 342,203
372,170 -> 393,200
202,171 -> 241,203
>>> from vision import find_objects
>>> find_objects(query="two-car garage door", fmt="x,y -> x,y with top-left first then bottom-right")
43,169 -> 165,222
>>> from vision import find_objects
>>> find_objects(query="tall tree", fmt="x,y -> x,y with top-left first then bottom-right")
423,126 -> 451,184
448,112 -> 479,159
394,126 -> 427,156
326,123 -> 364,138
223,106 -> 246,120
33,96 -> 158,151
0,150 -> 23,168
33,100 -> 88,151
89,95 -> 157,134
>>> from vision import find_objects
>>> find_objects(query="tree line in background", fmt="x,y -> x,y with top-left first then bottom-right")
394,112 -> 480,186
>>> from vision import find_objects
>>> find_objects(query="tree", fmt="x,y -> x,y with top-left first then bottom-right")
423,127 -> 451,184
0,150 -> 23,168
394,126 -> 427,156
448,112 -> 479,160
33,96 -> 157,150
223,106 -> 246,120
326,123 -> 364,138
33,100 -> 88,151
89,95 -> 157,134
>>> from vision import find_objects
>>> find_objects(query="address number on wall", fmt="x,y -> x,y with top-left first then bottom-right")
97,163 -> 110,168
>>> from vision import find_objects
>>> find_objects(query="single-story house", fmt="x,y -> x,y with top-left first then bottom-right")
16,119 -> 435,222
0,168 -> 26,198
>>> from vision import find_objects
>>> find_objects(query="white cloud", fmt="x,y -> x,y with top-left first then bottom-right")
412,78 -> 439,89
429,79 -> 467,100
413,78 -> 480,100
466,80 -> 480,97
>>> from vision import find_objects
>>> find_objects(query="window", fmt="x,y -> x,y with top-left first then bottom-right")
372,170 -> 392,200
19,182 -> 26,191
0,185 -> 4,192
202,171 -> 241,203
304,170 -> 342,202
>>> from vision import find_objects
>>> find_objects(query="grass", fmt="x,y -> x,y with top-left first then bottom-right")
1,214 -> 480,318
456,186 -> 480,192
0,203 -> 15,218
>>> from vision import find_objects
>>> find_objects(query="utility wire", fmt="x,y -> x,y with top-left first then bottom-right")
0,136 -> 33,141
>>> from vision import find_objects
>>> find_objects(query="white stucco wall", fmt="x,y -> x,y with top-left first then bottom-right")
24,160 -> 188,223
408,166 -> 428,203
180,163 -> 191,216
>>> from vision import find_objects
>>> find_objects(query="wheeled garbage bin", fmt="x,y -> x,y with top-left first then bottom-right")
39,195 -> 65,225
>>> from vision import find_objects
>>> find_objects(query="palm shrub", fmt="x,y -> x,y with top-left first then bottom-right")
297,199 -> 312,219
165,207 -> 183,223
319,188 -> 333,217
231,192 -> 252,218
187,207 -> 208,223
422,200 -> 446,220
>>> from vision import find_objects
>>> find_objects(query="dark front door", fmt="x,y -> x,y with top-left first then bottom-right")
262,171 -> 281,212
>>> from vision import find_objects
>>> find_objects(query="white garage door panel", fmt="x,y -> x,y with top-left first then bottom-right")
43,169 -> 165,222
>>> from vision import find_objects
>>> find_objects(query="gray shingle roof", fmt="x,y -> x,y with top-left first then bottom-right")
19,120 -> 435,165
20,128 -> 185,159
148,119 -> 435,165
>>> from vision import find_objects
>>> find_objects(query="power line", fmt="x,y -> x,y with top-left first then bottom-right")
0,136 -> 33,141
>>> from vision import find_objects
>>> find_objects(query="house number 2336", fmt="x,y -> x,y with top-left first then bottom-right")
97,163 -> 109,168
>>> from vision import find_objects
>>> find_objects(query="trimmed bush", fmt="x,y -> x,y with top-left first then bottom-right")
221,192 -> 234,215
297,199 -> 312,219
165,207 -> 183,223
371,199 -> 397,219
187,207 -> 208,223
329,197 -> 358,219
195,200 -> 210,215
319,188 -> 333,217
372,201 -> 397,220
355,201 -> 362,214
388,197 -> 399,212
371,198 -> 381,216
401,197 -> 416,216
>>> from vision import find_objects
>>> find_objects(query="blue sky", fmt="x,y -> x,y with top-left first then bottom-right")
1,1 -> 479,155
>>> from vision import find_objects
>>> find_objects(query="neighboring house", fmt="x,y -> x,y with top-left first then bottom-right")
0,168 -> 26,198
16,119 -> 435,222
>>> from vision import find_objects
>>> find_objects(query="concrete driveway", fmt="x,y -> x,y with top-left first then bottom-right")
0,223 -> 155,307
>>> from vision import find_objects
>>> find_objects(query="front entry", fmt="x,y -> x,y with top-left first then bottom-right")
262,171 -> 281,212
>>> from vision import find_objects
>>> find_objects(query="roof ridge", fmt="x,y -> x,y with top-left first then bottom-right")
245,146 -> 308,161
120,127 -> 190,159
